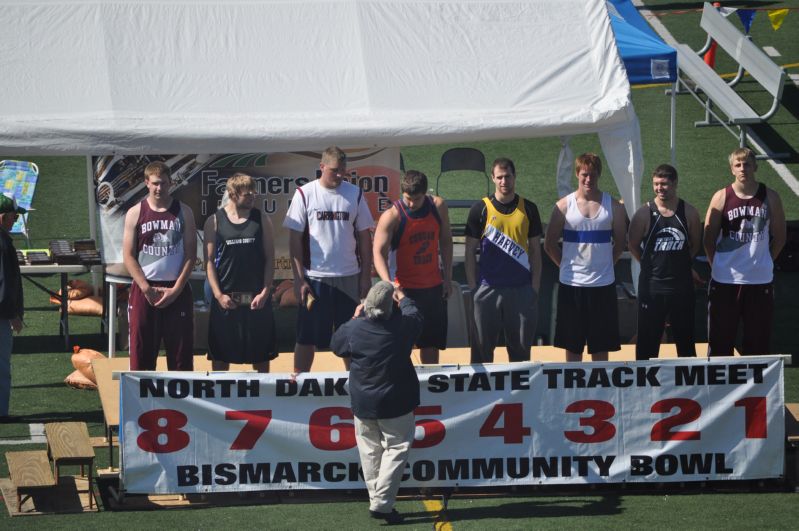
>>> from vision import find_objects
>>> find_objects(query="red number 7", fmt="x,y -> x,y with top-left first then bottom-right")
225,410 -> 273,450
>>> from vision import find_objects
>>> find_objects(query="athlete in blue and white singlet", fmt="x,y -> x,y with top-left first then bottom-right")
545,153 -> 627,361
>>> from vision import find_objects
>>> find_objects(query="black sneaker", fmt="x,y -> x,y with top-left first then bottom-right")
369,509 -> 403,525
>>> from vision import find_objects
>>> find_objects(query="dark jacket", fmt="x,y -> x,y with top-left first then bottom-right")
0,228 -> 23,320
330,297 -> 423,419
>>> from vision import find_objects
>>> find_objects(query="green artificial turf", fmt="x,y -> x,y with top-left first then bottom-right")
1,0 -> 798,526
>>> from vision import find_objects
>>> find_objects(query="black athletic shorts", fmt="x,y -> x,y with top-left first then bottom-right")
404,284 -> 447,350
554,282 -> 620,354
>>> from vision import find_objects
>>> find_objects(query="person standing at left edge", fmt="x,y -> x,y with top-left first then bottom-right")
331,281 -> 423,525
123,161 -> 196,370
205,173 -> 277,372
0,195 -> 25,422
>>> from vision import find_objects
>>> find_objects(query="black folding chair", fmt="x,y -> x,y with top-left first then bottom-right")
434,148 -> 490,236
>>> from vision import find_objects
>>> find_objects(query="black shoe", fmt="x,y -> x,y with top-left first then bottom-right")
370,509 -> 403,524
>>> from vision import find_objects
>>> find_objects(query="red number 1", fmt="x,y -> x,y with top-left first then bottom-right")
735,397 -> 767,439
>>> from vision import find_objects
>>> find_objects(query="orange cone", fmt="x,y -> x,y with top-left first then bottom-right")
704,2 -> 721,68
704,40 -> 718,68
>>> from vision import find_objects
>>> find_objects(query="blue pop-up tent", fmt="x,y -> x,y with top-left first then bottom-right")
609,0 -> 677,85
556,0 -> 674,198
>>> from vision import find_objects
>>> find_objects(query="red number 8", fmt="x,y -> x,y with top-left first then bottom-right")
137,409 -> 190,453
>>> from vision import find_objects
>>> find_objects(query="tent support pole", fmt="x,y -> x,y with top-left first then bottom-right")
670,81 -> 677,167
86,156 -> 100,291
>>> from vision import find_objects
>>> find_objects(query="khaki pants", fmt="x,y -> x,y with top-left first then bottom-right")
354,412 -> 415,513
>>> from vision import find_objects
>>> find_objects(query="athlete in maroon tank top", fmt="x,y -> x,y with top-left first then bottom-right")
122,161 -> 197,370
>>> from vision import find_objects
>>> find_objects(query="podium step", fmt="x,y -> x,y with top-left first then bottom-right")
5,450 -> 56,511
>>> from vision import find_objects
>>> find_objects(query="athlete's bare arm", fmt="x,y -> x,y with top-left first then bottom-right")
357,229 -> 373,299
464,236 -> 480,291
528,233 -> 542,293
372,206 -> 399,283
611,200 -> 627,264
251,211 -> 275,310
434,196 -> 454,298
288,229 -> 310,303
544,199 -> 567,267
684,201 -> 702,258
122,203 -> 158,306
767,188 -> 787,261
703,189 -> 725,266
204,214 -> 235,310
627,204 -> 650,263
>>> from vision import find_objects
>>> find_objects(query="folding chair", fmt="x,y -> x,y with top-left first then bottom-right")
0,160 -> 39,247
434,148 -> 490,236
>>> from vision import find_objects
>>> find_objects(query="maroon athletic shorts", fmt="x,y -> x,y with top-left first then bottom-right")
128,281 -> 194,370
707,280 -> 773,356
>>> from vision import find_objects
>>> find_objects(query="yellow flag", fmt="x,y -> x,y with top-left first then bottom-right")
768,8 -> 789,30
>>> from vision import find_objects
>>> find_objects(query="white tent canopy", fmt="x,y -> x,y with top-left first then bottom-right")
0,0 -> 642,212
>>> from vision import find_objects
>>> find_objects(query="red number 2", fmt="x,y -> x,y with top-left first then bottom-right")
650,398 -> 701,441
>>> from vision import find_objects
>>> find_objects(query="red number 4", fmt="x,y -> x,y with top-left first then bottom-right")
479,403 -> 531,444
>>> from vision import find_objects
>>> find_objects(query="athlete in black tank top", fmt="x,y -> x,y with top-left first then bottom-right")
205,175 -> 277,370
214,208 -> 265,293
628,165 -> 702,360
639,199 -> 693,293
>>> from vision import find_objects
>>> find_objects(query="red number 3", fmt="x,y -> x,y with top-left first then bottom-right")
564,400 -> 616,443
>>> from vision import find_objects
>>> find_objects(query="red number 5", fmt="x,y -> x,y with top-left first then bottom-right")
413,405 -> 446,448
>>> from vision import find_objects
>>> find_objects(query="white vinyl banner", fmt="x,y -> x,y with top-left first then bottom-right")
120,358 -> 785,494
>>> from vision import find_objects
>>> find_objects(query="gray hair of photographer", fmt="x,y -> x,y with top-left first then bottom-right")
363,281 -> 396,320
